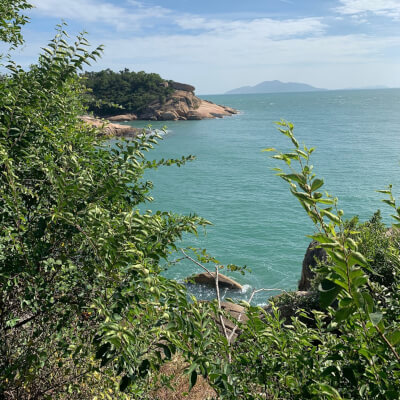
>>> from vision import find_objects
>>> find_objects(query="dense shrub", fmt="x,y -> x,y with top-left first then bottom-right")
0,9 -> 210,399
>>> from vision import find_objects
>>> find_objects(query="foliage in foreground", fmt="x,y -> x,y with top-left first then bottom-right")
0,11 -> 212,399
1,2 -> 400,399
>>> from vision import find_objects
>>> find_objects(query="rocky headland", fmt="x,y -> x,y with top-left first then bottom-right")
106,81 -> 237,122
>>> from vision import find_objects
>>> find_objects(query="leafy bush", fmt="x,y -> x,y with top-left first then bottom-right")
0,9 -> 209,399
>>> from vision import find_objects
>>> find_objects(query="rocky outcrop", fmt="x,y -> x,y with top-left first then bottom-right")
79,115 -> 143,138
186,272 -> 243,290
215,302 -> 248,341
107,113 -> 137,122
170,81 -> 195,92
137,81 -> 238,121
298,241 -> 327,291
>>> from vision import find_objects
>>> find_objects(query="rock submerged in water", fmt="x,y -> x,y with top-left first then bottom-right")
186,272 -> 243,290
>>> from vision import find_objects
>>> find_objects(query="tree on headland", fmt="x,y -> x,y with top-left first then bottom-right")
84,69 -> 174,116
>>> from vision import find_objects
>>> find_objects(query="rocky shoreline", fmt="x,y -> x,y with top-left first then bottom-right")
79,115 -> 143,137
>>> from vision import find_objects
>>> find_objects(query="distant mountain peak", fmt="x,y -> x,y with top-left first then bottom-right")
225,80 -> 326,95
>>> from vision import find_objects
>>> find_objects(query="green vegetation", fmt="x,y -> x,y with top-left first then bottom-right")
1,2 -> 400,399
84,69 -> 174,116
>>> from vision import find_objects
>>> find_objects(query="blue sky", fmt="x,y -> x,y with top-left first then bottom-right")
7,0 -> 400,93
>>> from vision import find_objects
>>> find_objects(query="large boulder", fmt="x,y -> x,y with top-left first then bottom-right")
160,110 -> 179,120
186,111 -> 203,120
137,88 -> 237,121
298,241 -> 327,291
107,113 -> 137,121
214,301 -> 248,341
170,81 -> 195,92
187,272 -> 243,290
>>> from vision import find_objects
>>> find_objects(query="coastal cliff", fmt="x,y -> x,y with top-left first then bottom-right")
137,81 -> 237,121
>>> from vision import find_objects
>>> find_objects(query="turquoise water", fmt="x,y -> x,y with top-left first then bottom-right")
127,89 -> 400,304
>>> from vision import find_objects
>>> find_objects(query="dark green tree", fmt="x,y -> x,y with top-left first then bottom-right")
84,69 -> 173,116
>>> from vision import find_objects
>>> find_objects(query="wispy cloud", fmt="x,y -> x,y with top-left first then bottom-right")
336,0 -> 400,19
174,17 -> 325,39
30,0 -> 172,30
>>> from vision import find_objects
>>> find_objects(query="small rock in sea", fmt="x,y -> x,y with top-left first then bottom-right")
186,272 -> 243,290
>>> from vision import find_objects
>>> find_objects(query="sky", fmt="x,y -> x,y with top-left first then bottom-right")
5,0 -> 400,94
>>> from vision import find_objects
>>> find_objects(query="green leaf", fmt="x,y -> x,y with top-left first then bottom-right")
320,209 -> 340,224
311,234 -> 335,244
335,306 -> 354,322
315,383 -> 343,399
361,291 -> 374,313
311,178 -> 324,192
369,312 -> 383,326
387,330 -> 400,346
281,173 -> 306,185
319,279 -> 342,308
348,251 -> 368,268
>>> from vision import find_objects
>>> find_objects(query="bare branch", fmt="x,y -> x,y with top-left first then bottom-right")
180,248 -> 213,276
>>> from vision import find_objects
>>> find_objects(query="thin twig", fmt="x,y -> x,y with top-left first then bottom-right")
180,248 -> 213,276
215,267 -> 230,356
376,327 -> 400,362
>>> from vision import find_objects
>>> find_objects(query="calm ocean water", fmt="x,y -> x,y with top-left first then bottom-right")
127,89 -> 400,304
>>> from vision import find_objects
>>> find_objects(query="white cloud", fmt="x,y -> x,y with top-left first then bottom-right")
174,17 -> 325,39
30,0 -> 171,30
336,0 -> 400,19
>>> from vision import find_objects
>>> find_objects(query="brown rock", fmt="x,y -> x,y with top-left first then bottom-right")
210,301 -> 248,342
221,301 -> 248,323
137,86 -> 237,121
298,241 -> 327,291
170,81 -> 195,92
186,111 -> 203,120
107,113 -> 137,121
187,272 -> 243,290
79,115 -> 142,138
160,111 -> 178,120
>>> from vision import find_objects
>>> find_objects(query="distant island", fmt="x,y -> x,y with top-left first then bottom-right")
225,80 -> 396,95
225,80 -> 326,95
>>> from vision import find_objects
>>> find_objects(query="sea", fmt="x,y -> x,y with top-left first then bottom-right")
125,89 -> 400,305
